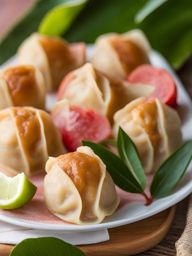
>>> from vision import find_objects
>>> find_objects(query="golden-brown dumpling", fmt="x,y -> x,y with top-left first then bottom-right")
0,107 -> 64,176
18,33 -> 86,91
0,65 -> 46,109
57,63 -> 132,122
91,29 -> 150,79
44,146 -> 119,224
113,98 -> 182,174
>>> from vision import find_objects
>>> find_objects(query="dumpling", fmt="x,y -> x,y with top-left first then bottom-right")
91,29 -> 150,79
113,98 -> 182,174
57,63 -> 132,122
0,107 -> 64,176
18,33 -> 86,91
52,99 -> 111,151
0,65 -> 46,109
44,146 -> 119,224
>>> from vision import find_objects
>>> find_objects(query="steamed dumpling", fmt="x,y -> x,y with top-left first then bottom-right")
91,29 -> 150,79
57,63 -> 132,122
0,107 -> 64,176
44,146 -> 119,224
113,98 -> 182,173
18,33 -> 86,91
0,65 -> 46,109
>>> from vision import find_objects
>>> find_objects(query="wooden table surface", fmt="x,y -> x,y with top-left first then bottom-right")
0,1 -> 191,255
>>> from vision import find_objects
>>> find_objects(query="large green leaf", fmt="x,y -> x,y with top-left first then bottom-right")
10,237 -> 85,256
139,0 -> 192,68
64,0 -> 145,43
39,0 -> 87,36
0,0 -> 81,64
117,128 -> 146,191
65,0 -> 192,68
83,140 -> 145,193
150,140 -> 192,198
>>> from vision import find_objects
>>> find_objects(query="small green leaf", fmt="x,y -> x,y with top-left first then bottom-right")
135,0 -> 167,23
117,128 -> 146,191
39,0 -> 87,36
10,237 -> 85,256
83,141 -> 144,193
150,140 -> 192,198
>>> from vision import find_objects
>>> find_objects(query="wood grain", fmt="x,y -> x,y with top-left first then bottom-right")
0,206 -> 175,256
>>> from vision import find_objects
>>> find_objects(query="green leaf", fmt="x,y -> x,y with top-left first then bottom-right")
10,237 -> 85,256
0,0 -> 81,65
150,140 -> 192,198
117,128 -> 146,191
135,0 -> 167,23
39,0 -> 87,36
139,0 -> 192,69
64,0 -> 192,68
64,0 -> 145,43
83,141 -> 144,193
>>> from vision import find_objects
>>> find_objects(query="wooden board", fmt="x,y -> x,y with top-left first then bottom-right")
0,206 -> 176,256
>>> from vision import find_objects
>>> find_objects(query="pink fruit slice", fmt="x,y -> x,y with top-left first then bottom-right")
128,64 -> 177,107
52,104 -> 112,151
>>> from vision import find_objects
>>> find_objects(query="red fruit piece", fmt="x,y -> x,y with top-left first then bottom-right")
52,102 -> 111,151
128,64 -> 177,107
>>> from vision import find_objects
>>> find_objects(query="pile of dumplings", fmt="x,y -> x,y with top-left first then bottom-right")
0,29 -> 182,224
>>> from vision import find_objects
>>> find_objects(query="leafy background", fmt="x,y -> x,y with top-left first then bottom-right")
0,0 -> 192,68
0,1 -> 192,254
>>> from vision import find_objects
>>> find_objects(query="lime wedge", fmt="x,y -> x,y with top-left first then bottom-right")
0,173 -> 37,210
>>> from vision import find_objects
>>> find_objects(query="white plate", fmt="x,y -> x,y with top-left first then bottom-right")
0,50 -> 192,232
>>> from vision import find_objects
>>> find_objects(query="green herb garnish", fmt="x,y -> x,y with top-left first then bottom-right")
83,127 -> 192,205
117,128 -> 146,192
151,140 -> 192,198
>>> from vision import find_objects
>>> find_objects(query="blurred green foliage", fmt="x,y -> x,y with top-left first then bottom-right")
0,0 -> 192,68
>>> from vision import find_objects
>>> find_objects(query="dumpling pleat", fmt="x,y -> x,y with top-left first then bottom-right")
12,108 -> 47,175
9,108 -> 29,173
39,111 -> 65,157
44,162 -> 83,224
0,79 -> 13,109
156,100 -> 182,157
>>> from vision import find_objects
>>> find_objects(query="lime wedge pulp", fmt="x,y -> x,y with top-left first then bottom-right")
0,172 -> 37,209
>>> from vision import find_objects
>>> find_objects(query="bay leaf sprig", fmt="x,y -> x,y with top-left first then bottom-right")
83,127 -> 192,205
151,140 -> 192,198
117,128 -> 146,192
